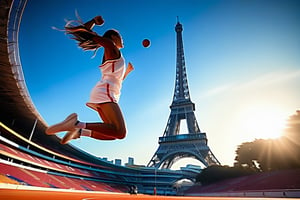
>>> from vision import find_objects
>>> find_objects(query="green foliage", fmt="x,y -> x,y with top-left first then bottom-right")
195,110 -> 300,185
234,110 -> 300,171
195,165 -> 256,185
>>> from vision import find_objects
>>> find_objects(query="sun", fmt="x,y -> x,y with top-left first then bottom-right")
238,105 -> 287,140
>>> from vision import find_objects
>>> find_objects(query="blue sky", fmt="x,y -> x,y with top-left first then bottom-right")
20,0 -> 300,167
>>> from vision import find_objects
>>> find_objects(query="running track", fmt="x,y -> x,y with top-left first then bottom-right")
0,188 -> 295,200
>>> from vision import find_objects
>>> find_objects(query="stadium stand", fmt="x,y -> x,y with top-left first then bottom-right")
184,169 -> 300,196
0,119 -> 189,195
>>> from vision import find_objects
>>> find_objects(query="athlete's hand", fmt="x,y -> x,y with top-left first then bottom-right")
123,62 -> 134,80
127,62 -> 134,71
94,16 -> 104,25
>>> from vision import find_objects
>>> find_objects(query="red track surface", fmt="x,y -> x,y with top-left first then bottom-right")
0,188 -> 294,200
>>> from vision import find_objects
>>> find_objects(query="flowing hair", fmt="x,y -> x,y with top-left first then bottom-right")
64,15 -> 100,52
53,12 -> 121,57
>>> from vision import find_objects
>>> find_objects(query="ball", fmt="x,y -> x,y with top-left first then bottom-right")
142,39 -> 150,48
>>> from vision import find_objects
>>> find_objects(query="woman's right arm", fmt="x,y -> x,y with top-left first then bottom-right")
84,16 -> 104,30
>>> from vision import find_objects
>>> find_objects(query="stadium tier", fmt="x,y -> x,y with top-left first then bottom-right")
0,120 -> 196,195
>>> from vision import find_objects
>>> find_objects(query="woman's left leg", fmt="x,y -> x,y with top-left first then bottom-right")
86,102 -> 126,140
57,102 -> 127,144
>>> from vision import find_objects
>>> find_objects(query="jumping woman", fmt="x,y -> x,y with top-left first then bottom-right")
46,15 -> 134,144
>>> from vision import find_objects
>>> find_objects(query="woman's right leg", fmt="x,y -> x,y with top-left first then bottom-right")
86,105 -> 116,140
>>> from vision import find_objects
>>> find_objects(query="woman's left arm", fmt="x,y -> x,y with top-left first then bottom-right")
123,62 -> 134,80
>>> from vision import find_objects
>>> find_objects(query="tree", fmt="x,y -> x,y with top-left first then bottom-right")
196,110 -> 300,185
234,110 -> 300,171
234,139 -> 266,170
195,165 -> 255,185
280,110 -> 300,168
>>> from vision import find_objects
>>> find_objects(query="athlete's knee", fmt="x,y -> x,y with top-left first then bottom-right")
116,128 -> 126,139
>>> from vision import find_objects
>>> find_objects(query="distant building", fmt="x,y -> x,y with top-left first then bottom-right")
115,159 -> 122,166
127,157 -> 134,165
180,164 -> 202,173
100,157 -> 113,164
101,157 -> 108,161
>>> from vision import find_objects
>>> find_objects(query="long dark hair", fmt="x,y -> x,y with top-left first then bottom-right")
63,14 -> 120,56
102,29 -> 120,40
65,27 -> 100,52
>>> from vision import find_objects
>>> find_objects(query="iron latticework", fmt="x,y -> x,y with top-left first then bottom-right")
148,21 -> 220,169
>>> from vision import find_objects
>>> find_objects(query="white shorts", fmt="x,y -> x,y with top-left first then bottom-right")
86,83 -> 120,111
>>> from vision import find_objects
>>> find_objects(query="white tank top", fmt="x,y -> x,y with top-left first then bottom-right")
86,55 -> 126,110
99,54 -> 125,93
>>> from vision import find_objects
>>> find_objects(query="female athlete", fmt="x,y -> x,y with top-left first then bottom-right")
46,16 -> 133,144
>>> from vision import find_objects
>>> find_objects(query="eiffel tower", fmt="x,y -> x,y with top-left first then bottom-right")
147,20 -> 220,169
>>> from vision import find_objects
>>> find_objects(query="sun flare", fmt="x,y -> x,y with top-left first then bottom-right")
238,105 -> 287,140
